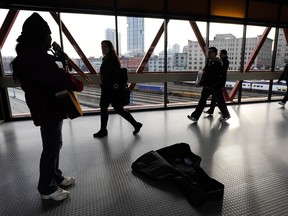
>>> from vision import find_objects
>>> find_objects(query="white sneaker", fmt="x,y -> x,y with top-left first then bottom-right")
279,102 -> 285,106
220,115 -> 231,122
59,176 -> 76,187
41,188 -> 70,201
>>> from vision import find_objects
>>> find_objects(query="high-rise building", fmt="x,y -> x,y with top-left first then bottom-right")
276,29 -> 288,69
105,28 -> 121,55
127,17 -> 144,56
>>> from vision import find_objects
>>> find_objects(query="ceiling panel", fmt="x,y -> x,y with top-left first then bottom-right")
247,1 -> 279,22
280,5 -> 288,23
117,0 -> 164,12
210,0 -> 246,19
167,0 -> 208,16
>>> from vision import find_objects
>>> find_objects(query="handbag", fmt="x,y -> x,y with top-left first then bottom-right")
113,84 -> 130,106
113,67 -> 130,106
123,86 -> 131,106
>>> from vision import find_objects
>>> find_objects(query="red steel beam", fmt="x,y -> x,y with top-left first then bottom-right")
243,27 -> 271,72
129,20 -> 169,90
228,27 -> 271,100
189,21 -> 206,55
283,28 -> 288,44
0,9 -> 19,49
50,12 -> 97,74
223,89 -> 230,101
189,21 -> 234,101
228,80 -> 241,100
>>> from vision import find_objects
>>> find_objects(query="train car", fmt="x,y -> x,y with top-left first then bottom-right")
137,84 -> 164,93
225,80 -> 287,93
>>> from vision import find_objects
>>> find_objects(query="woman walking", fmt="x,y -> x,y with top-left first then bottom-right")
93,40 -> 142,138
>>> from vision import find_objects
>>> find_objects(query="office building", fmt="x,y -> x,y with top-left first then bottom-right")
187,33 -> 273,71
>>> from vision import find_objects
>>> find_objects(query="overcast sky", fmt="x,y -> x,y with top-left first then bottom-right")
0,9 -> 274,59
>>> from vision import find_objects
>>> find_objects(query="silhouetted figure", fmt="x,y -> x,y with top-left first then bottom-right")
93,40 -> 142,138
10,13 -> 83,201
204,49 -> 229,115
278,63 -> 288,107
187,47 -> 230,122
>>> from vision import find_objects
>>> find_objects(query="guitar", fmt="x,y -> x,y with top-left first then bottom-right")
55,90 -> 83,119
51,41 -> 94,119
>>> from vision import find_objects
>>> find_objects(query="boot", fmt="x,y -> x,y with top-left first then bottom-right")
133,122 -> 143,135
93,129 -> 108,138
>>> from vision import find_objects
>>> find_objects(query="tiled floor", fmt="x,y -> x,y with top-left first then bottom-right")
1,102 -> 288,216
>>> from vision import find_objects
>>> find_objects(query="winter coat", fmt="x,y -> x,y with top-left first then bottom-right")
99,54 -> 130,107
100,54 -> 121,88
131,143 -> 224,207
199,58 -> 223,89
220,56 -> 229,88
16,47 -> 83,126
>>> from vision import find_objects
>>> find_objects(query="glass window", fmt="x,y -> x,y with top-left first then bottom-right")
1,9 -> 286,117
116,17 -> 165,108
2,10 -> 64,117
243,26 -> 275,102
167,21 -> 207,107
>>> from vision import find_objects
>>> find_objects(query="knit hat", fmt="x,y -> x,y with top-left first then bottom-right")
21,12 -> 51,38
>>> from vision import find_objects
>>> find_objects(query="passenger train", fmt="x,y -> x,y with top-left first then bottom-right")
225,80 -> 287,93
135,81 -> 287,96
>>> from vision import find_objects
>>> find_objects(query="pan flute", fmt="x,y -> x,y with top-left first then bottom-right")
56,90 -> 83,119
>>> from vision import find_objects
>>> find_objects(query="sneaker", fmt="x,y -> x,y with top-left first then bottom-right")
41,188 -> 70,201
220,115 -> 231,122
279,101 -> 285,106
59,176 -> 75,187
133,122 -> 143,135
93,129 -> 108,138
203,110 -> 213,115
187,115 -> 198,122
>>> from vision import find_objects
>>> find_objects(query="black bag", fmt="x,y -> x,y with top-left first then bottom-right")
113,67 -> 130,106
113,84 -> 130,106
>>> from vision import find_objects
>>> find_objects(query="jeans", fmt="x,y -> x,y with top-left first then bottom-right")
38,120 -> 64,195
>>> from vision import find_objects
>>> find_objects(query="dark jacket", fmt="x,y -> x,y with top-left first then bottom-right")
17,47 -> 83,126
220,56 -> 229,87
199,58 -> 223,89
99,54 -> 130,107
100,54 -> 121,88
131,143 -> 224,207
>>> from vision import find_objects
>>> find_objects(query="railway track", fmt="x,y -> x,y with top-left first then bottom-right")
7,82 -> 282,115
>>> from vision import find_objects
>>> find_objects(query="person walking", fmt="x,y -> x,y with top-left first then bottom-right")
93,40 -> 142,138
278,63 -> 288,107
187,47 -> 230,122
10,13 -> 84,201
204,49 -> 229,115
